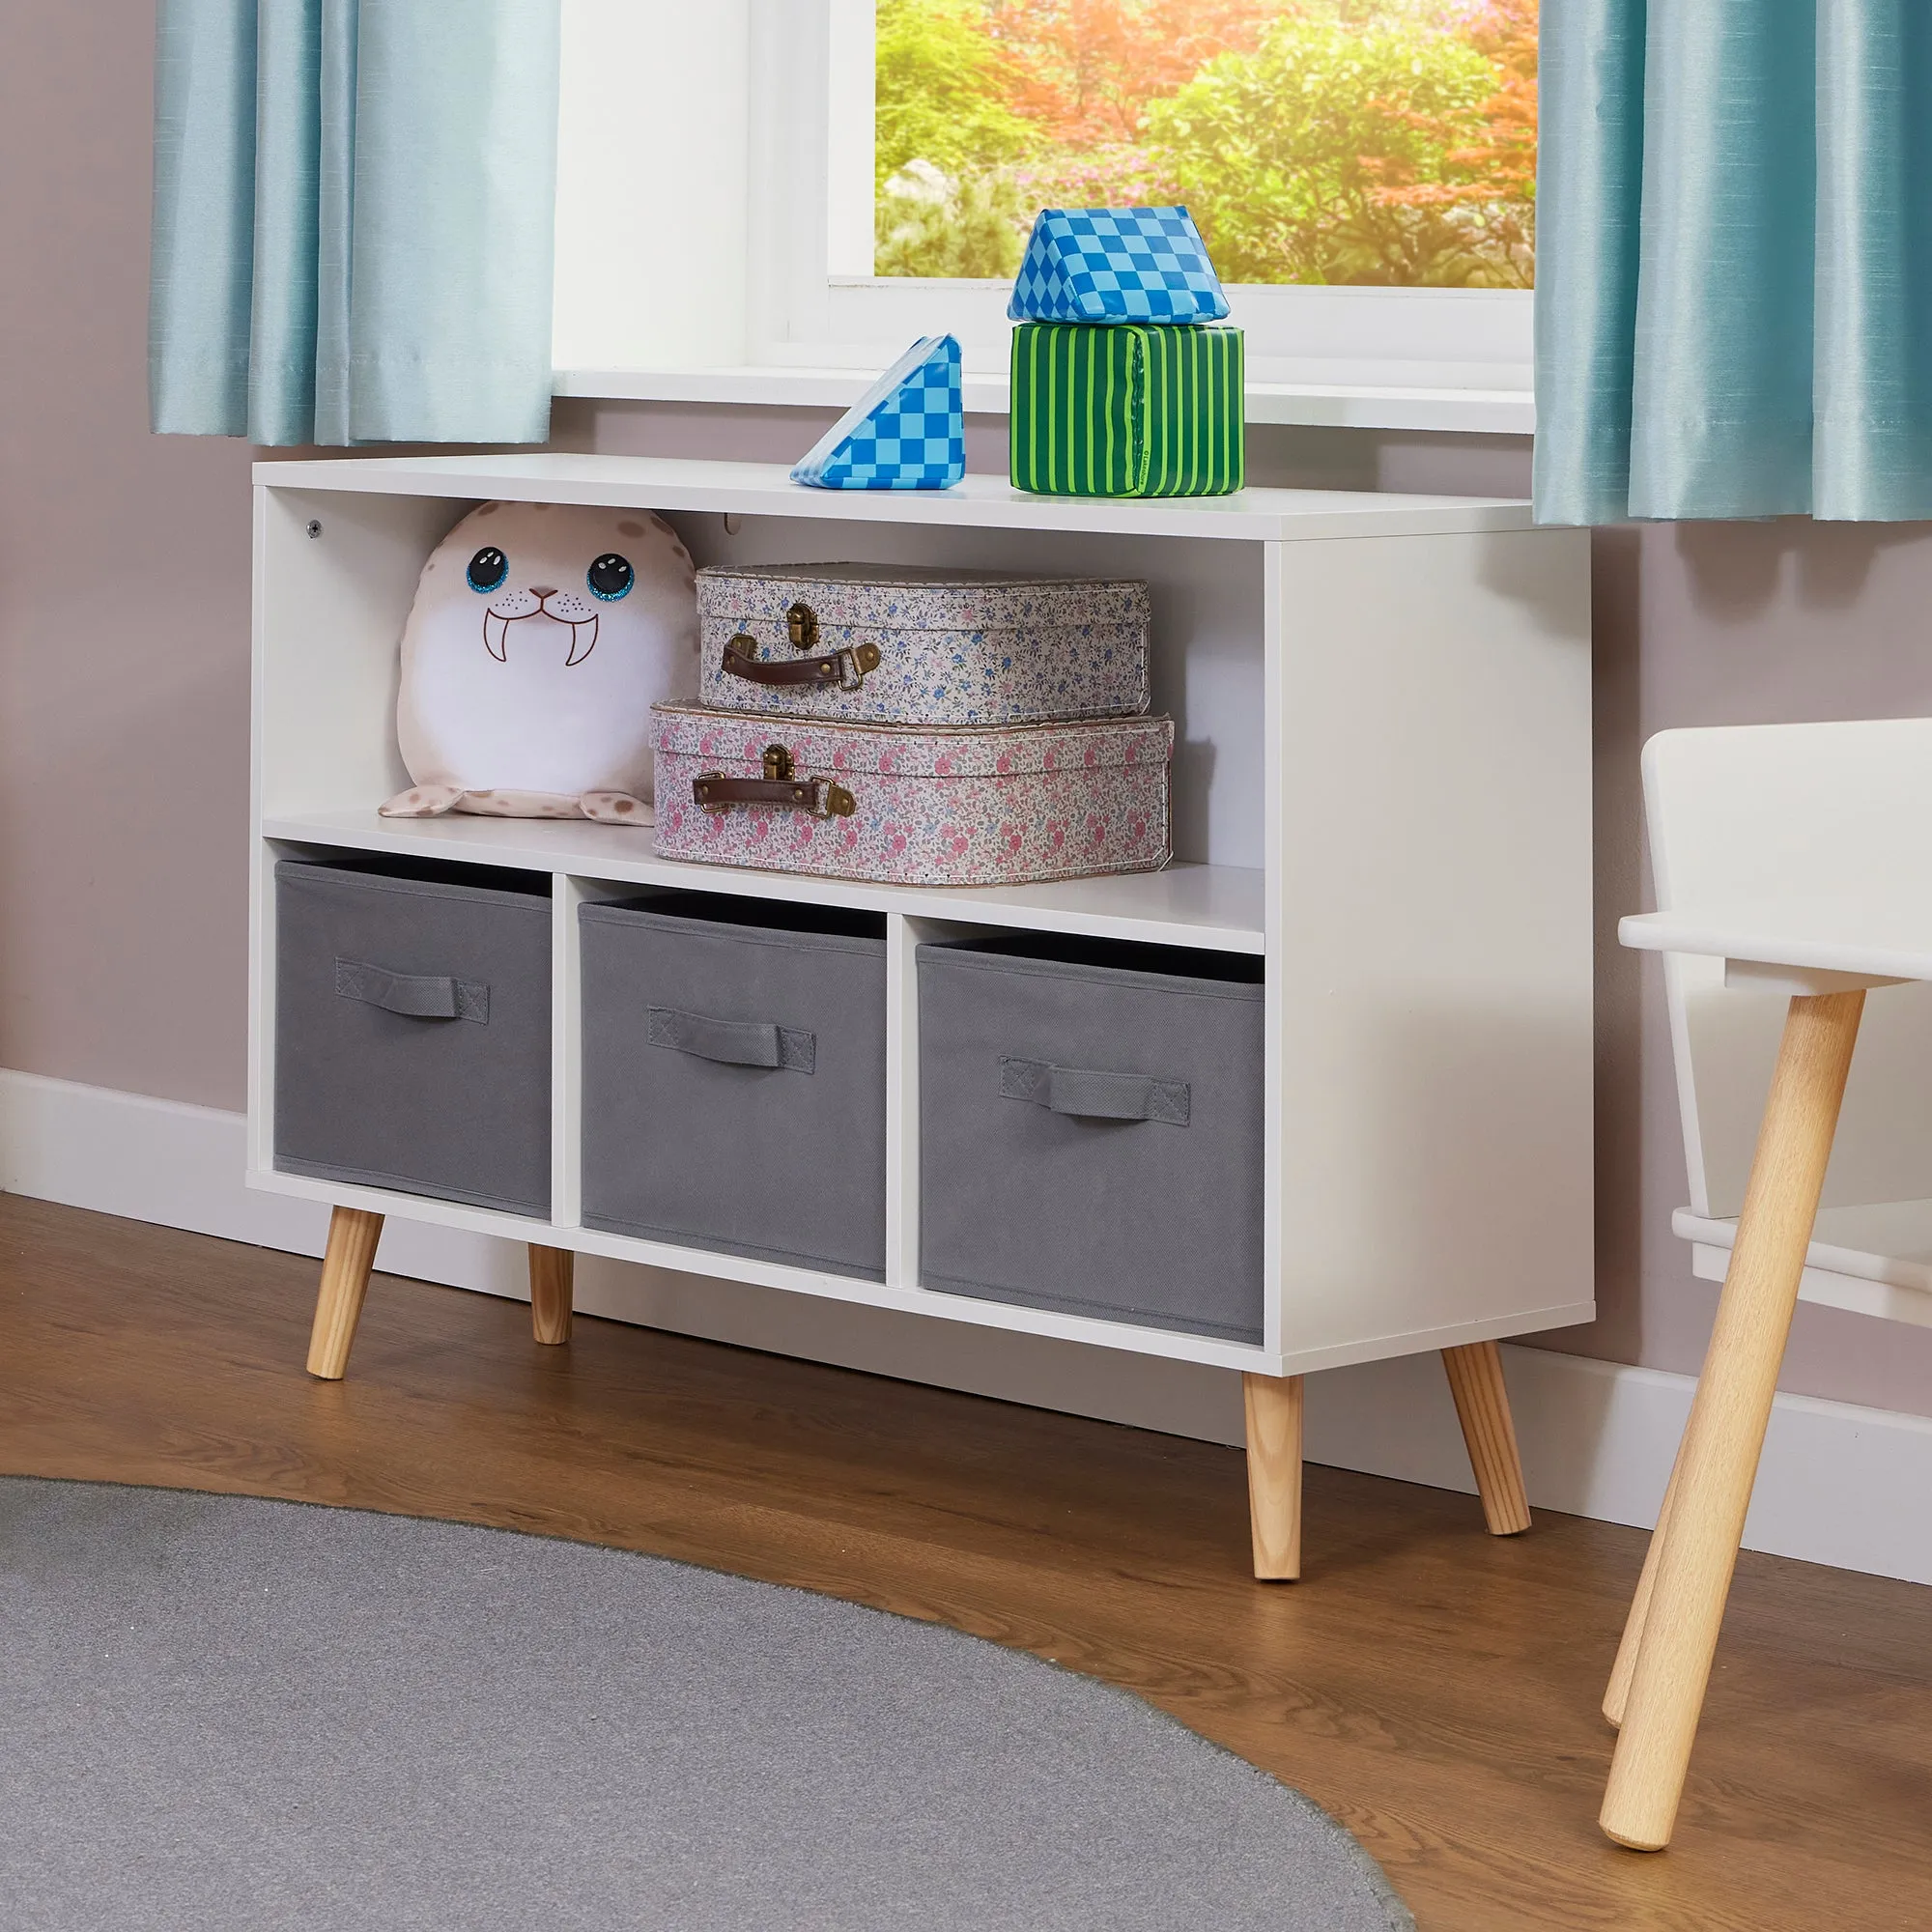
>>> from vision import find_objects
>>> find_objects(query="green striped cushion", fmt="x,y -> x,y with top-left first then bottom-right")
1009,324 -> 1245,497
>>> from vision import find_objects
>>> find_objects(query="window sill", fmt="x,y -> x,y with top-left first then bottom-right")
553,366 -> 1535,438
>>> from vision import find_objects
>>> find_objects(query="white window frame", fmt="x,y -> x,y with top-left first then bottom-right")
554,0 -> 1533,433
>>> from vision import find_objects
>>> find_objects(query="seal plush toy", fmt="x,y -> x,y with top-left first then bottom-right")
382,500 -> 699,826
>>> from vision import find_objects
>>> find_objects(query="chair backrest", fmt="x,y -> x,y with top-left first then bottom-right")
1643,719 -> 1932,1218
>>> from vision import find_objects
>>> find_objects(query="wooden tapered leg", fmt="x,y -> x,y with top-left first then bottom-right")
1440,1340 -> 1531,1536
1602,990 -> 1864,1853
1243,1373 -> 1304,1580
306,1207 -> 384,1380
528,1244 -> 574,1346
1605,1442 -> 1684,1729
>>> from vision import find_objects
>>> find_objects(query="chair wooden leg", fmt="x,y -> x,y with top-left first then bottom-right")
306,1207 -> 384,1380
1602,989 -> 1864,1853
528,1244 -> 574,1346
1243,1373 -> 1303,1580
1605,1441 -> 1684,1729
1441,1340 -> 1531,1536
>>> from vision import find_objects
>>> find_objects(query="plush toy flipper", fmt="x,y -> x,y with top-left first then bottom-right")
376,784 -> 648,826
380,784 -> 466,818
450,789 -> 586,820
580,791 -> 652,826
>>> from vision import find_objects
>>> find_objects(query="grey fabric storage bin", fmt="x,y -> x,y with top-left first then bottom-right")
919,935 -> 1264,1342
580,893 -> 888,1279
274,856 -> 553,1216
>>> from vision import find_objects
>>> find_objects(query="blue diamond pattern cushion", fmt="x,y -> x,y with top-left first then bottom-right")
790,335 -> 966,491
1008,207 -> 1231,325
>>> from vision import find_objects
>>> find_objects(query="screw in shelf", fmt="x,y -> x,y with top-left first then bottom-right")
306,520 -> 324,539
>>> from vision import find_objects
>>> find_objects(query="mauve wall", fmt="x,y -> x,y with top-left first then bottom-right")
0,10 -> 258,1110
6,1 -> 1932,1415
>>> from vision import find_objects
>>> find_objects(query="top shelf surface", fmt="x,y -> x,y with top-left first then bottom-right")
255,453 -> 1531,545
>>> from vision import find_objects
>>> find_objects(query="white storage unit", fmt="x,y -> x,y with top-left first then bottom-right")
249,453 -> 1595,1576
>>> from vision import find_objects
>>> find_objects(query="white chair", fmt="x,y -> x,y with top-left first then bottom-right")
1604,716 -> 1932,1851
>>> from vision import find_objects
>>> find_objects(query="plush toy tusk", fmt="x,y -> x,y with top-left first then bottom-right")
483,612 -> 509,662
563,613 -> 599,668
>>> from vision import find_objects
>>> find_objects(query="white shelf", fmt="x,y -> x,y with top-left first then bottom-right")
255,452 -> 1532,544
551,364 -> 1537,437
263,807 -> 1266,953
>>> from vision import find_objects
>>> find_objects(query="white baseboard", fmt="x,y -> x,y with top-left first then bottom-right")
6,1067 -> 1931,1585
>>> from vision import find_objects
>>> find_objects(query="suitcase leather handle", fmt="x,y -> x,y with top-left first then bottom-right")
723,634 -> 882,692
335,957 -> 490,1024
999,1057 -> 1189,1125
648,1007 -> 815,1073
693,774 -> 857,817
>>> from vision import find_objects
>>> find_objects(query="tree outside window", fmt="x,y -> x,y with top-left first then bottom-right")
874,0 -> 1536,288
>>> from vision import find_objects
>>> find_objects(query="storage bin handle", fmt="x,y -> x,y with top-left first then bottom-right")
648,1007 -> 816,1074
334,957 -> 489,1024
999,1057 -> 1189,1125
723,633 -> 882,693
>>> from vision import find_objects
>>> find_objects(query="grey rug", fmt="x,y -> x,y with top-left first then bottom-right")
0,1479 -> 1410,1931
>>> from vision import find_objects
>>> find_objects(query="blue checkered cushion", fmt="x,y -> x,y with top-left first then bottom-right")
790,335 -> 966,491
1009,207 -> 1231,325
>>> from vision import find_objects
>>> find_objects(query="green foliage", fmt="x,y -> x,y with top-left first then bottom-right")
1147,14 -> 1527,287
875,161 -> 1031,278
874,0 -> 1037,186
869,0 -> 1536,287
1009,144 -> 1180,217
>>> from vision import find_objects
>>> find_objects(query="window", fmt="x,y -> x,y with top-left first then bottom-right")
554,1 -> 1534,418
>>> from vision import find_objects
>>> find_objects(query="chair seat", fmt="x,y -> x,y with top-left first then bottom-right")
1621,897 -> 1932,983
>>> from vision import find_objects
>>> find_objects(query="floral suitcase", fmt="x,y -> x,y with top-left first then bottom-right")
695,563 -> 1150,726
652,702 -> 1172,888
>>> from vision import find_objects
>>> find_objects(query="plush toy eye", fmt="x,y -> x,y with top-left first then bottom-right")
467,547 -> 508,593
587,553 -> 634,601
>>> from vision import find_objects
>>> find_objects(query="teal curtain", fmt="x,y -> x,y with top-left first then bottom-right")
150,0 -> 561,446
1535,1 -> 1932,523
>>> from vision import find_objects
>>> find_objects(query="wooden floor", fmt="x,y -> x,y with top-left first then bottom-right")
3,1195 -> 1927,1930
